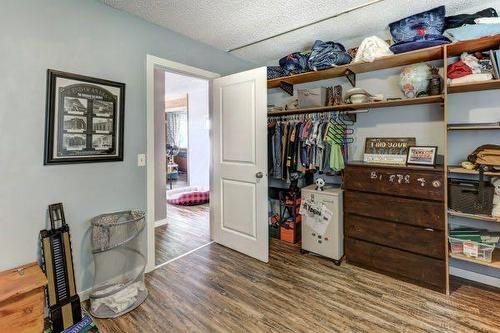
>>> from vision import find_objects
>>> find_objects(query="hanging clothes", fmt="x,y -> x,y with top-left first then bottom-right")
268,122 -> 276,175
268,113 -> 349,178
273,123 -> 282,179
324,121 -> 345,172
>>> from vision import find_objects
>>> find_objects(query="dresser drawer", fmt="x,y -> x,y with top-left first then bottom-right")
344,191 -> 445,230
345,214 -> 445,259
344,165 -> 444,201
346,238 -> 446,291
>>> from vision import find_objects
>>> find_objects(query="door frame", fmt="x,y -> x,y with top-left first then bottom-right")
146,55 -> 219,272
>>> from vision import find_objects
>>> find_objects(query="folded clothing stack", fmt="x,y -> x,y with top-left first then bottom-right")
389,6 -> 450,54
444,7 -> 500,41
307,40 -> 352,71
267,40 -> 351,79
279,50 -> 311,75
448,52 -> 494,84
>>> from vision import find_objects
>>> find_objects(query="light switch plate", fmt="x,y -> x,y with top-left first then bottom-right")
137,154 -> 146,167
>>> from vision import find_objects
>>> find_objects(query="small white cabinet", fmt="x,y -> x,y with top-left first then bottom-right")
301,185 -> 343,263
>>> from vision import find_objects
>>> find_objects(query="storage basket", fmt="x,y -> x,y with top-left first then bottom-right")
92,209 -> 145,252
448,174 -> 494,215
449,237 -> 495,263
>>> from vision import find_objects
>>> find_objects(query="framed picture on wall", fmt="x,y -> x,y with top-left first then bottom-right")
406,146 -> 438,166
44,69 -> 125,164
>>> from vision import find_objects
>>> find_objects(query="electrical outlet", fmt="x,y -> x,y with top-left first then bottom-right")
137,154 -> 146,167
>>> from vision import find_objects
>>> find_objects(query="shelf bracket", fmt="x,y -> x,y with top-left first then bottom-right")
280,81 -> 294,96
344,69 -> 356,87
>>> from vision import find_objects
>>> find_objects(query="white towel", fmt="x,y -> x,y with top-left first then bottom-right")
92,281 -> 146,314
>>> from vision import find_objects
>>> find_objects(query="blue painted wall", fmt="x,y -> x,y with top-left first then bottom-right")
0,0 -> 253,293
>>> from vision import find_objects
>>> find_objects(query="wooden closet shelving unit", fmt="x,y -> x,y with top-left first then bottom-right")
444,36 -> 500,281
448,165 -> 500,177
268,95 -> 443,116
448,79 -> 500,94
448,210 -> 500,223
267,34 -> 500,294
447,125 -> 500,131
267,44 -> 444,88
450,251 -> 500,269
268,35 -> 500,90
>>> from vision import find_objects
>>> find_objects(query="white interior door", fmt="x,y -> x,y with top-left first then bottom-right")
211,67 -> 268,262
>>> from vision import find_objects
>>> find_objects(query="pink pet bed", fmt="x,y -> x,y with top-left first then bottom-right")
167,186 -> 209,206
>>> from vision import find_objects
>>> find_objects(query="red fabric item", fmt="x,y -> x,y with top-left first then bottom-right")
447,60 -> 473,79
167,191 -> 209,206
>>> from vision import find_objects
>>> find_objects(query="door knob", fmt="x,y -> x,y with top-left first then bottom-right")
256,172 -> 264,178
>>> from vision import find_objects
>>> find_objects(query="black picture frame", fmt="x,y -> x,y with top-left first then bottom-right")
44,69 -> 125,164
406,146 -> 438,166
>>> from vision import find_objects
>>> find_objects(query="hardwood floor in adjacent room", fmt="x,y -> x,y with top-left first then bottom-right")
96,239 -> 500,333
155,203 -> 210,265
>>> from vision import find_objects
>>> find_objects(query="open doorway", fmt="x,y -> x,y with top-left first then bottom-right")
147,57 -> 268,271
155,71 -> 211,266
146,56 -> 218,270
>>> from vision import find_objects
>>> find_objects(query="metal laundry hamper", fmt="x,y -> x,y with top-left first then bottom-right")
90,209 -> 148,318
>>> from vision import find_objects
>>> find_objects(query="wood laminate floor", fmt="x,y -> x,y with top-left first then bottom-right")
96,239 -> 500,333
155,203 -> 210,265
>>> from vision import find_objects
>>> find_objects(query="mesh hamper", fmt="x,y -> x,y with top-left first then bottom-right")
90,210 -> 148,318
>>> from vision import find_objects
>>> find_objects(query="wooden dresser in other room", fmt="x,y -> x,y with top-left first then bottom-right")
0,263 -> 48,333
344,162 -> 446,293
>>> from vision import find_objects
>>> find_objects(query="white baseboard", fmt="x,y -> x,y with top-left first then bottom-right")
450,267 -> 500,288
154,218 -> 168,228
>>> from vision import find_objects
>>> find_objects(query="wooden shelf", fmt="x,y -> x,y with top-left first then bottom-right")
447,124 -> 500,131
267,45 -> 444,88
448,165 -> 500,177
450,251 -> 500,269
446,35 -> 500,58
448,80 -> 500,94
267,35 -> 500,89
267,95 -> 443,116
448,210 -> 500,224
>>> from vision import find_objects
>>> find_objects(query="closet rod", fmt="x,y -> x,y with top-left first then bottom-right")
267,111 -> 358,123
227,0 -> 385,52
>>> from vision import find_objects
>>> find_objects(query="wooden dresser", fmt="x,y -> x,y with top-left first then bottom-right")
344,162 -> 446,293
0,263 -> 48,333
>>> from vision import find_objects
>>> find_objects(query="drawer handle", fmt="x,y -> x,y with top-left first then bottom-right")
424,228 -> 434,232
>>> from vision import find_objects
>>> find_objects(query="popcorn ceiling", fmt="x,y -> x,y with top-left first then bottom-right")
101,0 -> 498,64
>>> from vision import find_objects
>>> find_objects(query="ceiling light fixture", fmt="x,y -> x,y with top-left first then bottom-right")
227,0 -> 386,52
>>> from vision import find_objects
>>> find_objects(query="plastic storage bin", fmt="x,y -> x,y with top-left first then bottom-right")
448,236 -> 495,263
